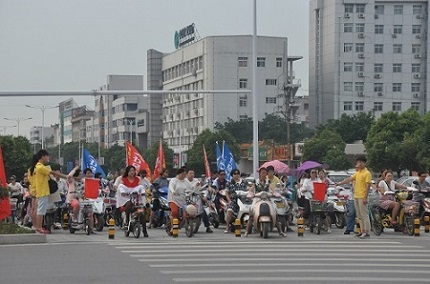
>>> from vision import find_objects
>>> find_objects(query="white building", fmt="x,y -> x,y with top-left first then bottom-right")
309,0 -> 429,126
148,35 -> 304,153
88,74 -> 149,149
29,126 -> 54,147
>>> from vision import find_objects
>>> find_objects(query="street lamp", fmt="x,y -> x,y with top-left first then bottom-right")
0,125 -> 17,135
25,104 -> 58,149
3,117 -> 32,136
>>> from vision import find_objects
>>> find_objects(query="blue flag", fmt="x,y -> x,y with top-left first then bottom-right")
215,142 -> 225,171
82,148 -> 106,178
223,143 -> 237,181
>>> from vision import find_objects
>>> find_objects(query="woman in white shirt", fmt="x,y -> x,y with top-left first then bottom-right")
298,170 -> 318,220
377,170 -> 407,225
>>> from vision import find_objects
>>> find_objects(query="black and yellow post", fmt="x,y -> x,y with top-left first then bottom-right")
414,218 -> 420,237
172,218 -> 179,238
355,218 -> 361,235
424,216 -> 429,233
235,218 -> 241,237
297,217 -> 304,237
62,212 -> 69,229
108,218 -> 115,239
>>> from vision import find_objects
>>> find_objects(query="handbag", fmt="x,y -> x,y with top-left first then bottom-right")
48,178 -> 58,194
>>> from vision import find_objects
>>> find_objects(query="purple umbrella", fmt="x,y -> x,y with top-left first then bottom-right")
296,161 -> 323,172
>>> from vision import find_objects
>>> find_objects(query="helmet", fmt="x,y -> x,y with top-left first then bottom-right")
186,204 -> 197,218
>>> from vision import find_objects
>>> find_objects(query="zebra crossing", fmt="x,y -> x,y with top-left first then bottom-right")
110,239 -> 430,283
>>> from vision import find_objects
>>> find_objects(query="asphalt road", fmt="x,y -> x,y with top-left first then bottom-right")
1,224 -> 430,284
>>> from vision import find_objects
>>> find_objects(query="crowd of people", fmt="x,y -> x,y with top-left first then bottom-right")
5,150 -> 430,238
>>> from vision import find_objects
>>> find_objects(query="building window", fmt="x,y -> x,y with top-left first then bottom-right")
265,97 -> 277,104
375,25 -> 384,34
355,23 -> 365,33
374,44 -> 383,53
344,43 -> 353,52
239,97 -> 247,107
393,83 -> 402,92
411,102 -> 420,111
412,44 -> 421,54
412,63 -> 421,73
257,57 -> 266,67
412,83 -> 421,92
344,82 -> 353,92
238,57 -> 248,67
393,63 -> 402,73
345,4 -> 353,13
374,63 -> 383,73
355,102 -> 364,111
412,25 -> 422,34
355,43 -> 364,53
392,102 -> 402,111
239,78 -> 248,89
276,58 -> 282,67
374,83 -> 383,92
137,119 -> 145,127
344,101 -> 353,111
265,79 -> 277,86
375,5 -> 384,15
374,102 -> 383,111
344,23 -> 353,33
394,5 -> 403,15
304,103 -> 309,110
413,5 -> 422,15
126,103 -> 138,111
355,62 -> 364,72
344,62 -> 353,72
239,115 -> 248,121
355,82 -> 364,92
356,4 -> 365,13
393,25 -> 402,34
393,44 -> 402,54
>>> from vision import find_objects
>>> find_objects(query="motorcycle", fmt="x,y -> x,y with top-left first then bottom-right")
235,190 -> 252,229
202,187 -> 219,228
411,180 -> 430,222
248,191 -> 278,239
325,186 -> 347,229
124,192 -> 147,238
69,200 -> 94,235
165,189 -> 200,238
370,189 -> 414,236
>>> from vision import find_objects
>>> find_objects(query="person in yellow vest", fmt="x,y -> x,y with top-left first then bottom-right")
33,149 -> 70,234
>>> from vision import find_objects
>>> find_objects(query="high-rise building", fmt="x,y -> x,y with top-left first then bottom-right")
148,35 -> 304,154
309,0 -> 429,126
89,74 -> 149,149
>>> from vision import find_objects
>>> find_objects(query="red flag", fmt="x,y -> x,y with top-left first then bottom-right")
153,140 -> 166,181
0,146 -> 7,188
126,141 -> 151,178
203,145 -> 211,179
0,146 -> 11,221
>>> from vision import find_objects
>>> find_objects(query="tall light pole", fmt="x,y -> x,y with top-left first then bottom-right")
0,125 -> 16,135
3,117 -> 32,136
127,119 -> 135,145
25,105 -> 58,149
252,0 -> 259,177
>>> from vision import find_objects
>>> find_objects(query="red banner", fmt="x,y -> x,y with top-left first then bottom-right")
153,140 -> 165,181
126,142 -> 151,178
203,145 -> 211,179
0,146 -> 7,187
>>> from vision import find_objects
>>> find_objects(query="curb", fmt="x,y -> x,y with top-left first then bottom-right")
0,233 -> 47,245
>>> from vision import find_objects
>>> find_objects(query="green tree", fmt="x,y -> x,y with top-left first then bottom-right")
103,144 -> 126,173
0,135 -> 32,180
317,112 -> 374,143
365,109 -> 421,172
186,129 -> 240,175
214,118 -> 252,143
301,129 -> 350,170
410,112 -> 430,170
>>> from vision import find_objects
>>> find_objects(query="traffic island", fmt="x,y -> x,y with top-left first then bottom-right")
0,222 -> 47,245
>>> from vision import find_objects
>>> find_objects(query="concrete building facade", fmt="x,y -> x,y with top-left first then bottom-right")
309,0 -> 429,126
148,35 -> 304,153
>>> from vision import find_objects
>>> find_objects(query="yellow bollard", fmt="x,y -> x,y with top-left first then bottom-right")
108,218 -> 115,239
414,218 -> 420,237
62,212 -> 69,229
172,218 -> 179,238
235,218 -> 241,237
297,217 -> 304,237
355,218 -> 361,235
424,216 -> 429,233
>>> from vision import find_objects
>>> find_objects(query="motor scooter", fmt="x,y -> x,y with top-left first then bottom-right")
165,190 -> 200,238
69,200 -> 94,235
248,191 -> 278,239
124,192 -> 147,238
91,196 -> 106,231
326,186 -> 347,229
150,183 -> 170,228
202,187 -> 219,228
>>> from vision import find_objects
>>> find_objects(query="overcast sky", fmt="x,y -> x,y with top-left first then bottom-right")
0,0 -> 309,137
